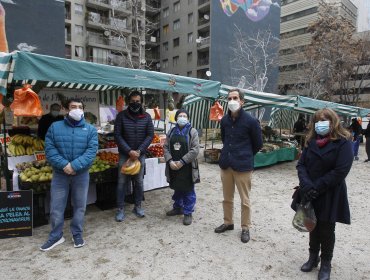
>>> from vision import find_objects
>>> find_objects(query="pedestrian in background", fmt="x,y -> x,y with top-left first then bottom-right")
349,118 -> 362,160
214,88 -> 263,243
40,98 -> 98,251
363,113 -> 370,162
164,109 -> 200,226
293,108 -> 353,280
37,103 -> 64,140
114,91 -> 154,221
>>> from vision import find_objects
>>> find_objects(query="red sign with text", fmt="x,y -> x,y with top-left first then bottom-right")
0,133 -> 11,146
34,151 -> 46,161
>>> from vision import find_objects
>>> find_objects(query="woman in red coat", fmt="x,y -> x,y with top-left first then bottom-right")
292,108 -> 353,280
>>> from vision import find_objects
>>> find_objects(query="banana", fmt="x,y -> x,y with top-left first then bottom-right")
130,161 -> 141,175
18,145 -> 26,156
8,143 -> 15,156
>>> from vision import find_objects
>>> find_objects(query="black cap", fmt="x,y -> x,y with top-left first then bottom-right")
174,108 -> 190,121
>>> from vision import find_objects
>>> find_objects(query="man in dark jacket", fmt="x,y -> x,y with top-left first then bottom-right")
364,113 -> 370,162
114,91 -> 154,221
37,103 -> 64,140
214,88 -> 263,243
349,118 -> 362,160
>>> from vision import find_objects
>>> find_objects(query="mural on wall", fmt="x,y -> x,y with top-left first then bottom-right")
0,0 -> 64,57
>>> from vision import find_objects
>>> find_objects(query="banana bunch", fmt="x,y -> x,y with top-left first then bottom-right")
32,138 -> 45,151
8,134 -> 44,156
8,143 -> 26,156
121,160 -> 141,175
11,134 -> 34,146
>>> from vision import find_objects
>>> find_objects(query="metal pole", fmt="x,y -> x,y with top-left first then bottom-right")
2,114 -> 11,191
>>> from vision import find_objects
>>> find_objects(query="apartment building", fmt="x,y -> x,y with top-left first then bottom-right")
279,0 -> 358,92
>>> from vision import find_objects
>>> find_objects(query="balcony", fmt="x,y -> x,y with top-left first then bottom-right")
65,33 -> 71,42
145,3 -> 160,16
145,52 -> 160,61
87,13 -> 132,34
145,35 -> 159,46
196,36 -> 210,49
86,32 -> 131,52
65,11 -> 71,20
198,0 -> 210,6
197,57 -> 209,67
86,0 -> 110,10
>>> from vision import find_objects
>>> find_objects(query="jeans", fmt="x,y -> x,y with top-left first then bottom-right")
172,188 -> 196,215
117,154 -> 145,209
48,170 -> 89,241
353,138 -> 360,157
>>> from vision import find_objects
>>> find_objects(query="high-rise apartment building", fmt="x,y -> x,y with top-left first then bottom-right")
279,0 -> 358,92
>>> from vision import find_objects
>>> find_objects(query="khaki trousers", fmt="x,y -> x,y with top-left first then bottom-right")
220,168 -> 252,230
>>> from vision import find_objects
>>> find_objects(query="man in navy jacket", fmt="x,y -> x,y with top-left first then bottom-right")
215,88 -> 262,243
114,91 -> 154,221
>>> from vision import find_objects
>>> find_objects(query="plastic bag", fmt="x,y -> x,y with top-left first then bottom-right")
116,96 -> 125,113
209,101 -> 224,121
292,201 -> 317,232
153,106 -> 161,120
10,84 -> 43,117
120,158 -> 141,175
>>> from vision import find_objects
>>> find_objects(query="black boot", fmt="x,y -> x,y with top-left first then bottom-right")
318,260 -> 331,280
301,252 -> 320,272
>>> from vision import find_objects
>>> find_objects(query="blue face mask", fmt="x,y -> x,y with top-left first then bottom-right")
315,120 -> 330,136
177,117 -> 188,127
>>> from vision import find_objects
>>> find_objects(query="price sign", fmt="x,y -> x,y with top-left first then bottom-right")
0,133 -> 11,147
34,151 -> 46,161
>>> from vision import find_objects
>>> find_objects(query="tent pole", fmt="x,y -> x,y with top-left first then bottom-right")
279,109 -> 282,137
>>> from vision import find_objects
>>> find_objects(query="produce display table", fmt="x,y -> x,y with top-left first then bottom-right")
254,147 -> 298,168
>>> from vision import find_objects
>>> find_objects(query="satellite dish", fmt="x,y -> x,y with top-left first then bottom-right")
204,14 -> 209,20
206,71 -> 212,77
103,30 -> 110,37
141,59 -> 146,64
195,38 -> 201,43
140,41 -> 146,46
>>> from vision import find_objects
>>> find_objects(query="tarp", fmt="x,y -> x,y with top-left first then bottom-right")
0,51 -> 221,98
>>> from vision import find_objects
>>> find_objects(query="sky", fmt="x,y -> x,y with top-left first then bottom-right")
351,0 -> 370,31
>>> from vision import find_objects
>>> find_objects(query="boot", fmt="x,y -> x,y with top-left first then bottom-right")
301,252 -> 320,272
318,260 -> 331,280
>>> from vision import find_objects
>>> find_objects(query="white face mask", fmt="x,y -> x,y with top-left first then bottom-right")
69,109 -> 84,121
177,116 -> 188,127
228,100 -> 240,113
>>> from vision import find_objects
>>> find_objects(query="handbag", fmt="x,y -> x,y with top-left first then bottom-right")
292,201 -> 317,232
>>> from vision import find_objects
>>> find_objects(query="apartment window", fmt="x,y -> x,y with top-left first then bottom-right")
75,46 -> 84,58
74,3 -> 83,15
188,13 -> 193,24
173,56 -> 179,67
65,45 -> 71,58
187,71 -> 192,77
281,7 -> 317,23
163,7 -> 169,18
75,25 -> 83,35
281,0 -> 300,5
281,28 -> 307,39
162,59 -> 169,69
163,24 -> 169,35
187,52 -> 192,62
163,42 -> 168,51
173,19 -> 180,31
188,33 -> 193,43
174,1 -> 180,12
173,37 -> 180,47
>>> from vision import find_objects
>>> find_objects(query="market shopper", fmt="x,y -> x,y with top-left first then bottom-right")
214,88 -> 263,243
37,103 -> 64,140
363,113 -> 370,162
114,91 -> 154,221
349,118 -> 362,160
163,109 -> 200,226
40,98 -> 98,251
292,108 -> 353,280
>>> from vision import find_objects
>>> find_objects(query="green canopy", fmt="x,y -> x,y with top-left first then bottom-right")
0,51 -> 220,98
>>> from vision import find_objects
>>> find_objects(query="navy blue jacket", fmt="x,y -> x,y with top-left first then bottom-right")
293,138 -> 353,224
114,108 -> 154,155
219,109 -> 263,172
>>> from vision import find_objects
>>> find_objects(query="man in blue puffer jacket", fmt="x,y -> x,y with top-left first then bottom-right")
114,91 -> 154,222
40,98 -> 98,251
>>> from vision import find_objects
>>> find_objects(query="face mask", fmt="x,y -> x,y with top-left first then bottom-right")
228,100 -> 240,113
315,120 -> 330,136
68,108 -> 84,121
128,102 -> 141,113
177,117 -> 188,127
50,110 -> 59,118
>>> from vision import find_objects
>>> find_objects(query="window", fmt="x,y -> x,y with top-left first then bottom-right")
162,59 -> 169,69
173,37 -> 179,47
163,7 -> 169,18
281,7 -> 317,23
173,56 -> 179,67
188,13 -> 193,24
163,24 -> 169,35
75,25 -> 83,35
187,71 -> 192,77
75,46 -> 83,58
187,52 -> 192,62
65,45 -> 71,58
188,33 -> 193,43
74,3 -> 83,15
163,42 -> 168,51
173,19 -> 180,31
174,1 -> 180,12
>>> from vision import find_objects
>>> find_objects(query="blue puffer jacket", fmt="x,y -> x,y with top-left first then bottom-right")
45,117 -> 98,174
114,108 -> 154,155
219,109 -> 263,172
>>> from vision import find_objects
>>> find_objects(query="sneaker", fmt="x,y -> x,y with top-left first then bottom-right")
40,236 -> 65,252
132,206 -> 145,218
72,235 -> 85,248
166,208 -> 184,216
115,208 -> 125,222
241,230 -> 250,243
183,214 -> 192,226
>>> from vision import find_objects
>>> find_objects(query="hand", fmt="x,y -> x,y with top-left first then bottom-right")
174,161 -> 184,169
303,189 -> 319,201
169,160 -> 178,170
129,150 -> 140,160
63,163 -> 75,175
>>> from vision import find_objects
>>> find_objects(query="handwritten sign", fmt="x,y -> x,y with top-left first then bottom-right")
0,190 -> 33,239
0,133 -> 11,146
34,151 -> 46,161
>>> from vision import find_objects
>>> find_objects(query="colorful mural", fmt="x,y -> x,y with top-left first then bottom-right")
220,0 -> 280,22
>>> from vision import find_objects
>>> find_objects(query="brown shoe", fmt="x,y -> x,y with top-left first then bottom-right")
214,224 -> 234,233
241,230 -> 250,243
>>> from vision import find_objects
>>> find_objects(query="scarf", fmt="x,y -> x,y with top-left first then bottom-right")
316,135 -> 330,148
172,122 -> 192,143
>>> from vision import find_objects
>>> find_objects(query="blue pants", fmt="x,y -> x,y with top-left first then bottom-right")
353,138 -> 360,157
172,189 -> 196,215
117,154 -> 145,209
48,171 -> 89,241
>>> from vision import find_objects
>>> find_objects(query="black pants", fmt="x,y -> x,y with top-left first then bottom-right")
366,137 -> 370,160
309,221 -> 336,261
